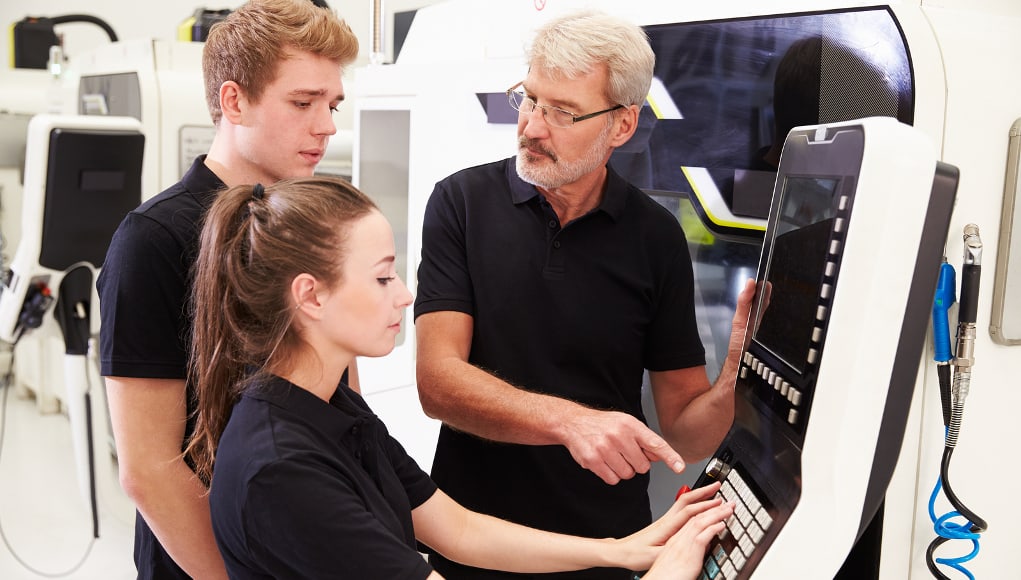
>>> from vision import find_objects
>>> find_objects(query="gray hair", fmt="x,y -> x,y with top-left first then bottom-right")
526,10 -> 655,107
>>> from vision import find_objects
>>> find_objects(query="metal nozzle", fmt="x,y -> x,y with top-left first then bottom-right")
963,223 -> 982,266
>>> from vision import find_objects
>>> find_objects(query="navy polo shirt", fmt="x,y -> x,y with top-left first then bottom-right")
210,375 -> 437,579
415,158 -> 704,578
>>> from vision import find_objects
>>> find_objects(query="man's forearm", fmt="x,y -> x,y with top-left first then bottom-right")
132,463 -> 228,579
418,358 -> 586,446
662,366 -> 737,461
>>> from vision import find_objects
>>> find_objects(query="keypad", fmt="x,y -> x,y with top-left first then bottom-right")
698,468 -> 773,580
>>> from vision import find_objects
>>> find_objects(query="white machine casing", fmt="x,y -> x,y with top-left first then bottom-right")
72,38 -> 212,199
751,117 -> 942,577
0,113 -> 143,345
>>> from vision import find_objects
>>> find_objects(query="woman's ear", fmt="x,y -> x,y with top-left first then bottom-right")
292,273 -> 324,319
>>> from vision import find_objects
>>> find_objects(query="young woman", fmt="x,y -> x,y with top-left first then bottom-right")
185,176 -> 734,579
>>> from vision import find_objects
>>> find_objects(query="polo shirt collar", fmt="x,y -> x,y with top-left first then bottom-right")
181,154 -> 226,206
245,375 -> 364,441
505,156 -> 629,221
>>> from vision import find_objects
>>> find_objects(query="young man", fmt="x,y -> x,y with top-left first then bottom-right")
97,1 -> 358,577
414,11 -> 756,579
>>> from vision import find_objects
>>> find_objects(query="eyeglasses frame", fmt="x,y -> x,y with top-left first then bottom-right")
506,81 -> 625,127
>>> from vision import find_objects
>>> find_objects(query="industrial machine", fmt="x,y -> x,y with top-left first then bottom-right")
690,117 -> 956,578
71,37 -> 213,199
0,113 -> 144,536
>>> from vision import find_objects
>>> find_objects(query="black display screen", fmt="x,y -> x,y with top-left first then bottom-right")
40,128 -> 144,270
753,176 -> 840,373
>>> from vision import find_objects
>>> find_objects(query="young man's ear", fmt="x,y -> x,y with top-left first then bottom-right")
219,81 -> 244,125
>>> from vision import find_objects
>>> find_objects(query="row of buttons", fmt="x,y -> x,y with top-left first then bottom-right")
699,468 -> 773,580
811,200 -> 847,361
740,352 -> 804,425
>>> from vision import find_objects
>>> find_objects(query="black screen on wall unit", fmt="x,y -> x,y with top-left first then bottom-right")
752,176 -> 840,374
39,128 -> 144,271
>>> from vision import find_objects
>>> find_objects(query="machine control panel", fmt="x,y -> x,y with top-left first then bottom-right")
692,118 -> 958,578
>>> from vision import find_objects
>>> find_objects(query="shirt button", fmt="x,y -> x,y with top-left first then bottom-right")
547,219 -> 557,229
351,425 -> 359,435
553,240 -> 561,249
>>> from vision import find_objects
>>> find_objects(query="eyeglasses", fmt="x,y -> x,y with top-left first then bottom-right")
506,82 -> 624,128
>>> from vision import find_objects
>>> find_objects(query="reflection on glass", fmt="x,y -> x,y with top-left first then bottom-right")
613,7 -> 911,199
614,7 -> 911,371
647,192 -> 760,376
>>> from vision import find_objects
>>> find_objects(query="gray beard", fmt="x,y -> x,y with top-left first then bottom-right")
514,122 -> 613,189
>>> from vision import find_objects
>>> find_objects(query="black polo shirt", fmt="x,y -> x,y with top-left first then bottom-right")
98,155 -> 224,580
99,155 -> 223,380
415,158 -> 704,579
211,375 -> 437,579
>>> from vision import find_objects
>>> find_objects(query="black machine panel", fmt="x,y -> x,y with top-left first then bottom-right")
39,128 -> 144,271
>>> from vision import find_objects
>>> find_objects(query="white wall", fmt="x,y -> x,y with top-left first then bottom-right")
0,0 -> 444,131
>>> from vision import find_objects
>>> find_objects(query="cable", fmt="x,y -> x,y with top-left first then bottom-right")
0,260 -> 106,575
925,226 -> 988,579
48,14 -> 118,42
79,351 -> 100,539
926,448 -> 981,580
0,348 -> 96,577
926,443 -> 986,580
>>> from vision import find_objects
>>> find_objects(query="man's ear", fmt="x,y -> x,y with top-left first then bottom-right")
220,81 -> 244,125
610,103 -> 641,148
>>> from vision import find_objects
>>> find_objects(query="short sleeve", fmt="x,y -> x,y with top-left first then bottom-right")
643,233 -> 706,372
414,179 -> 475,320
98,212 -> 190,378
384,424 -> 439,510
